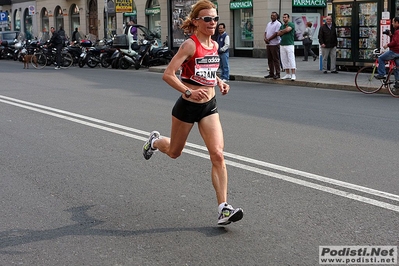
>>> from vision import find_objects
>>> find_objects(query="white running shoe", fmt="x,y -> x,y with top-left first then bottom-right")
281,74 -> 292,80
217,203 -> 244,226
143,131 -> 160,160
291,74 -> 296,81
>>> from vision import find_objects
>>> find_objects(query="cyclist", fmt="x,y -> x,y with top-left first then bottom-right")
375,16 -> 399,88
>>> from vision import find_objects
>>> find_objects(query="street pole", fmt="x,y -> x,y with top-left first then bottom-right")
105,0 -> 108,38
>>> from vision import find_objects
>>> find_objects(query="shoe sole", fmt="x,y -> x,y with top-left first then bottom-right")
217,208 -> 244,226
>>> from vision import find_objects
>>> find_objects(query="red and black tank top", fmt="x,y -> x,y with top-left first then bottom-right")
180,35 -> 219,86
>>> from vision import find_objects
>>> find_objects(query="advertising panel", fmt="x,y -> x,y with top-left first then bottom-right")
292,13 -> 321,45
171,0 -> 197,47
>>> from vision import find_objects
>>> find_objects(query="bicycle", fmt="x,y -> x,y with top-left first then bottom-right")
31,44 -> 73,69
355,48 -> 399,97
30,43 -> 47,69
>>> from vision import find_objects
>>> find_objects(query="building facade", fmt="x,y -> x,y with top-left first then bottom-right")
1,0 -> 338,58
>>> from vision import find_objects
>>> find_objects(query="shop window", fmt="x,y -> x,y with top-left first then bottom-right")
232,8 -> 253,49
146,0 -> 161,38
71,4 -> 81,38
41,8 -> 50,41
55,6 -> 64,30
23,8 -> 33,40
14,9 -> 21,32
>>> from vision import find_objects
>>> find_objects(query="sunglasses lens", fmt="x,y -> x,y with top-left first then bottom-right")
201,16 -> 219,22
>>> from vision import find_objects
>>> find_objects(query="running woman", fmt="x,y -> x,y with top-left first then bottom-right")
142,0 -> 243,226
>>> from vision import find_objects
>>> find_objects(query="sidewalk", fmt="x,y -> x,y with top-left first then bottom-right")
149,56 -> 358,91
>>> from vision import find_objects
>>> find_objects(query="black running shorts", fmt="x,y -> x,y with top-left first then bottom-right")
172,96 -> 218,123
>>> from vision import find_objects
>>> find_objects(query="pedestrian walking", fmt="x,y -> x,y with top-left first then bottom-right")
277,13 -> 296,80
217,22 -> 230,82
142,0 -> 243,226
49,27 -> 63,70
302,22 -> 317,61
264,12 -> 281,79
318,16 -> 338,74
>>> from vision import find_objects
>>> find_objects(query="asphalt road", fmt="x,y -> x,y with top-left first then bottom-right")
1,61 -> 398,266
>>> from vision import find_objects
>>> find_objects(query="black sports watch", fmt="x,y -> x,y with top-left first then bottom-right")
184,89 -> 192,98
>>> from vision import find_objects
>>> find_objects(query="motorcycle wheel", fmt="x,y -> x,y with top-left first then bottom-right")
119,57 -> 130,70
111,58 -> 119,69
78,58 -> 85,68
86,54 -> 98,68
101,55 -> 110,68
134,60 -> 141,70
61,53 -> 73,69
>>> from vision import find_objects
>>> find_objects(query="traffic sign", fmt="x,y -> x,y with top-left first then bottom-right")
29,6 -> 35,15
0,12 -> 8,22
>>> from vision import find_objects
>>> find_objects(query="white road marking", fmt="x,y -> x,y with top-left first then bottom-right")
1,94 -> 399,213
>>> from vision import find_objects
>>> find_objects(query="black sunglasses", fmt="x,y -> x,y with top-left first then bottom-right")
196,16 -> 220,22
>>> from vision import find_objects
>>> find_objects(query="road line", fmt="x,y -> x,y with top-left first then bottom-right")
3,95 -> 399,203
1,95 -> 399,213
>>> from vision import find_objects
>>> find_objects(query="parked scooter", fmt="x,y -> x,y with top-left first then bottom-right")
112,25 -> 139,70
134,38 -> 174,70
110,48 -> 123,69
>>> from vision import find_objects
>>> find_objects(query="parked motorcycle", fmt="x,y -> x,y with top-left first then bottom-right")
0,40 -> 16,60
66,41 -> 83,66
13,32 -> 29,61
78,40 -> 93,68
86,38 -> 115,68
134,38 -> 174,70
112,26 -> 139,70
99,38 -> 116,68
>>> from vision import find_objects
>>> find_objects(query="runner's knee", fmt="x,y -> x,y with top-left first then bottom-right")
168,150 -> 182,159
209,149 -> 225,165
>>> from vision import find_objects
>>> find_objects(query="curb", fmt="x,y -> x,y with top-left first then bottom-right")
229,74 -> 359,91
149,66 -> 359,92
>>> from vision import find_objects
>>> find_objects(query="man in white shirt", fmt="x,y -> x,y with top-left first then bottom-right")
264,12 -> 282,79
